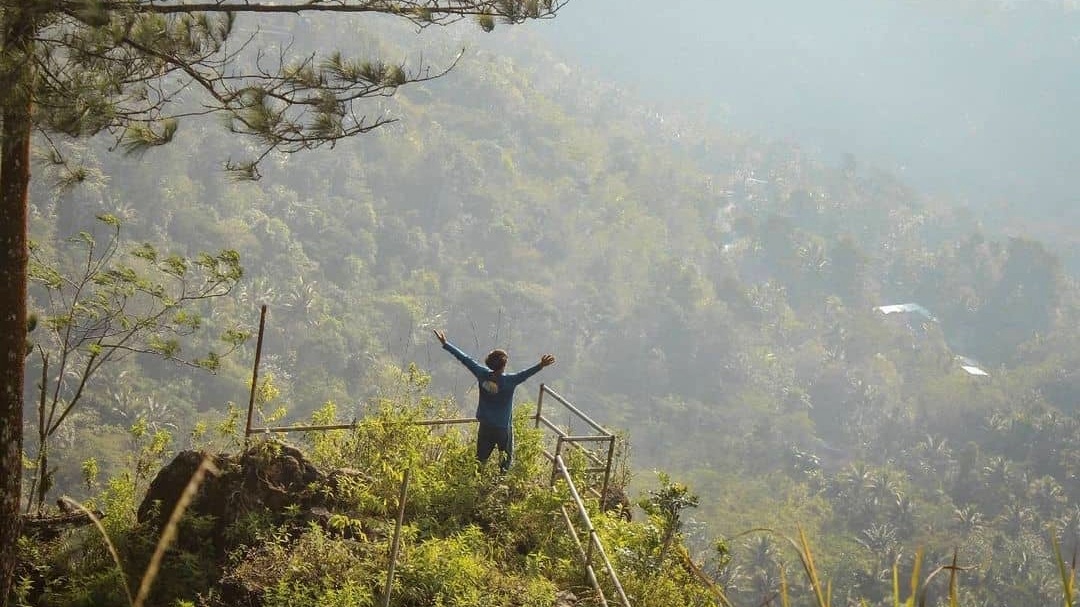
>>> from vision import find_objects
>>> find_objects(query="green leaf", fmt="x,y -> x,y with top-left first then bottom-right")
132,242 -> 158,262
163,255 -> 188,277
97,213 -> 121,227
196,352 -> 221,372
222,328 -> 251,346
172,310 -> 202,330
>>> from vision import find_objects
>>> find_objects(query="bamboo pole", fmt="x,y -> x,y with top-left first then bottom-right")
381,469 -> 411,607
244,305 -> 268,441
247,418 -> 478,435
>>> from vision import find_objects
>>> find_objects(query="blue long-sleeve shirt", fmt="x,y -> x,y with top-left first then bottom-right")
442,341 -> 543,429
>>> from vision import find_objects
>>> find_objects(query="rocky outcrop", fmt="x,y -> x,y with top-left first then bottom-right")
137,443 -> 344,536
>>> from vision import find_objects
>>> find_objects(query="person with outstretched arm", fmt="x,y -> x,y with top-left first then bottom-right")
434,329 -> 555,472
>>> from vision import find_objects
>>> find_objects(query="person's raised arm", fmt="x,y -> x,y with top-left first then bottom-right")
433,329 -> 487,377
508,353 -> 556,384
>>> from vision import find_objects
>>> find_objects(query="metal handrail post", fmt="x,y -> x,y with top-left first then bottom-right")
535,383 -> 545,429
601,436 -> 615,510
556,456 -> 593,565
550,436 -> 563,488
593,535 -> 632,607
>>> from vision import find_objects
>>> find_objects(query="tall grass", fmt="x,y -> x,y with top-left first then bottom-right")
748,528 -> 1080,607
783,526 -> 832,607
902,550 -> 963,607
1051,534 -> 1077,607
747,527 -> 972,607
891,547 -> 923,607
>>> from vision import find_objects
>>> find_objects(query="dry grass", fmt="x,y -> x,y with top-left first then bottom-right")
1051,535 -> 1077,607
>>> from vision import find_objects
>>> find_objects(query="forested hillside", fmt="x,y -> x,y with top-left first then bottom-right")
545,0 -> 1080,264
21,13 -> 1080,607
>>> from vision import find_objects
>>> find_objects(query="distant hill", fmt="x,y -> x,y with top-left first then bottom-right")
539,0 -> 1080,261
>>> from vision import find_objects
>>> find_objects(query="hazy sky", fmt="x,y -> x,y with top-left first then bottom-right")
536,0 -> 1080,233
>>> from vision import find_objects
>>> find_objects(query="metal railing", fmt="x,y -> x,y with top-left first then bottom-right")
246,417 -> 477,436
242,306 -> 482,437
534,383 -> 617,502
553,454 -> 632,607
536,384 -> 631,606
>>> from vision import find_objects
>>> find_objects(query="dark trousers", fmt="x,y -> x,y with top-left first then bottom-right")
477,422 -> 513,472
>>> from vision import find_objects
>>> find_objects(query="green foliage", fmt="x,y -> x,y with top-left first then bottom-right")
639,471 -> 700,571
100,473 -> 139,535
80,458 -> 99,492
306,401 -> 349,465
215,403 -> 244,449
396,526 -> 487,605
266,580 -> 376,607
24,215 -> 246,514
21,354 -> 1080,607
237,524 -> 382,607
15,8 -> 1080,607
252,373 -> 288,426
394,524 -> 561,607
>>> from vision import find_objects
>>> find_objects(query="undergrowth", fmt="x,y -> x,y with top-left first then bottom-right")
12,367 -> 1079,607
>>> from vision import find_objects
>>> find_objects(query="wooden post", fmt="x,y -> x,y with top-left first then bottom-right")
244,305 -> 268,441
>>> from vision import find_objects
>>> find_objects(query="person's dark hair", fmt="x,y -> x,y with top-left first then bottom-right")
485,349 -> 508,372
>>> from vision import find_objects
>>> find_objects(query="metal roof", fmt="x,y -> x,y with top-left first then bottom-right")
874,303 -> 937,321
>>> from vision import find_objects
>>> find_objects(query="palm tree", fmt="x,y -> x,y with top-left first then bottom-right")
743,534 -> 781,599
865,469 -> 900,510
891,493 -> 917,534
1053,505 -> 1080,550
981,456 -> 1015,493
857,523 -> 901,580
996,503 -> 1034,537
1026,475 -> 1066,518
237,276 -> 278,309
954,505 -> 986,534
831,462 -> 875,523
915,434 -> 953,476
283,276 -> 320,325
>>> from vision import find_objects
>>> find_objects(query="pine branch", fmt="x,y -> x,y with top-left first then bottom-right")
94,0 -> 567,25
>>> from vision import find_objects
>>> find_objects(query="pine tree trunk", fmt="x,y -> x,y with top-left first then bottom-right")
0,4 -> 35,603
